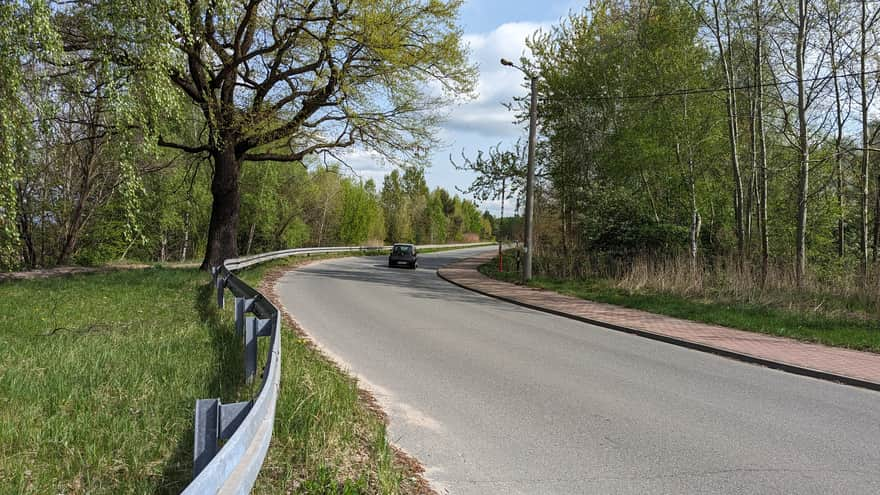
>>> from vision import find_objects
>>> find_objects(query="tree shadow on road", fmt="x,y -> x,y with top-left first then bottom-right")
294,254 -> 531,312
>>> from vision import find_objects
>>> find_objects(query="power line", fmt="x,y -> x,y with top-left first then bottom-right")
540,68 -> 880,102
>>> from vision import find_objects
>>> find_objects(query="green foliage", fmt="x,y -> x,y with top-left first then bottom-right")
0,0 -> 59,269
504,0 -> 880,295
454,141 -> 525,205
381,170 -> 412,243
338,181 -> 382,245
296,466 -> 369,494
459,198 -> 483,235
5,0 -> 478,270
426,190 -> 450,243
526,0 -> 726,260
74,0 -> 476,264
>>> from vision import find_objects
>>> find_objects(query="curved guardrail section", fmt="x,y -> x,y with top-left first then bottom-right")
180,243 -> 488,494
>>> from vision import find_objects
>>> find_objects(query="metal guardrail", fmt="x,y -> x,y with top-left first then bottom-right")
180,243 -> 489,494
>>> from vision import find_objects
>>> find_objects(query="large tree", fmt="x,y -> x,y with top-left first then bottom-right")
64,0 -> 474,268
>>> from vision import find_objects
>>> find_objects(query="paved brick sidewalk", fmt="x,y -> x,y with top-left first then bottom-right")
438,251 -> 880,391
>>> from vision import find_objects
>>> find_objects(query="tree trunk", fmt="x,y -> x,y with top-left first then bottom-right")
246,223 -> 256,255
689,163 -> 701,274
794,0 -> 810,287
828,6 -> 846,258
640,169 -> 660,223
860,0 -> 870,278
561,195 -> 569,260
56,173 -> 90,265
181,211 -> 189,261
15,183 -> 37,268
318,201 -> 328,247
747,95 -> 757,257
712,0 -> 745,261
755,0 -> 770,287
874,173 -> 880,262
675,127 -> 700,273
201,144 -> 241,270
119,238 -> 135,261
691,208 -> 702,273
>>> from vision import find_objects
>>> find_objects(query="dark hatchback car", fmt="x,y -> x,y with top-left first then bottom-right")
388,243 -> 418,269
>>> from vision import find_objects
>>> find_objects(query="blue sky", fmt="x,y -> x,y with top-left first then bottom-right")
341,0 -> 583,215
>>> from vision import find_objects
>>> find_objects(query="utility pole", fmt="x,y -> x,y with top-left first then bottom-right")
501,58 -> 538,282
499,177 -> 505,272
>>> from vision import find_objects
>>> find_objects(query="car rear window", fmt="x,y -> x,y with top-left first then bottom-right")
393,245 -> 412,255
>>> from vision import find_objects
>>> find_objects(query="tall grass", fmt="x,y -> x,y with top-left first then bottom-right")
484,250 -> 880,352
0,251 -> 437,494
0,268 -> 239,494
534,251 -> 880,321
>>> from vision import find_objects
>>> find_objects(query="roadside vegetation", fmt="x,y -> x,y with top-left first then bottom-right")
1,0 -> 483,273
0,268 -> 231,493
481,251 -> 880,353
456,1 -> 880,348
0,249 -> 451,494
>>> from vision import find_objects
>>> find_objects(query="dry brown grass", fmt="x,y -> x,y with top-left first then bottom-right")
536,251 -> 880,321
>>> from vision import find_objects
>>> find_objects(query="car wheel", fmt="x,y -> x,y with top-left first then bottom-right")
388,262 -> 394,268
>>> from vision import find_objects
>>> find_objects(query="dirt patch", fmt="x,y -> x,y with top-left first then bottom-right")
0,265 -> 129,281
0,262 -> 200,282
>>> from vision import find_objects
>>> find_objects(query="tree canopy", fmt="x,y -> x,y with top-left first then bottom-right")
56,0 -> 476,267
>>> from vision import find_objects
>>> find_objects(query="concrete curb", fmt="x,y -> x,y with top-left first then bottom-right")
437,260 -> 880,394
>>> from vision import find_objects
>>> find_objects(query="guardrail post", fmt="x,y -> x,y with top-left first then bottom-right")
219,401 -> 253,440
244,316 -> 273,384
234,297 -> 256,336
193,398 -> 219,477
215,272 -> 226,309
192,398 -> 254,478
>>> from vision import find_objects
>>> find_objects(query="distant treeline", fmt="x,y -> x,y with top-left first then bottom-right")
11,156 -> 493,268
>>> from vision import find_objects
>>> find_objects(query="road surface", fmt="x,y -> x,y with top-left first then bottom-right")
276,246 -> 880,494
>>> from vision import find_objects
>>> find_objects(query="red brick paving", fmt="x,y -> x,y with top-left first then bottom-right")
439,251 -> 880,389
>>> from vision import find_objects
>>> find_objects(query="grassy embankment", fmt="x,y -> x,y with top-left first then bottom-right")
479,252 -> 880,353
0,247 -> 464,494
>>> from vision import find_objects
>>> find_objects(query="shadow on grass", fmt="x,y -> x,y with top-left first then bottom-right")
157,282 -> 245,494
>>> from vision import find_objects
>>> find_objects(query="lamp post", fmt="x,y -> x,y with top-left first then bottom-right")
498,177 -> 505,272
501,58 -> 538,282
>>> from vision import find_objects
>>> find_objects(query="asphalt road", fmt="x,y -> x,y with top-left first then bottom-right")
276,246 -> 880,494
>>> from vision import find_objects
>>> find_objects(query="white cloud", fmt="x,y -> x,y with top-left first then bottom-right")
478,197 -> 520,215
319,22 -> 555,210
442,22 -> 550,138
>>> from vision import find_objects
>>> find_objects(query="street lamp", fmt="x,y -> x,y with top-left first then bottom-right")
501,58 -> 538,282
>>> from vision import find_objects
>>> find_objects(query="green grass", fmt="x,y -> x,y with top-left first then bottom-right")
0,267 -> 239,494
0,245 -> 492,494
480,254 -> 880,353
